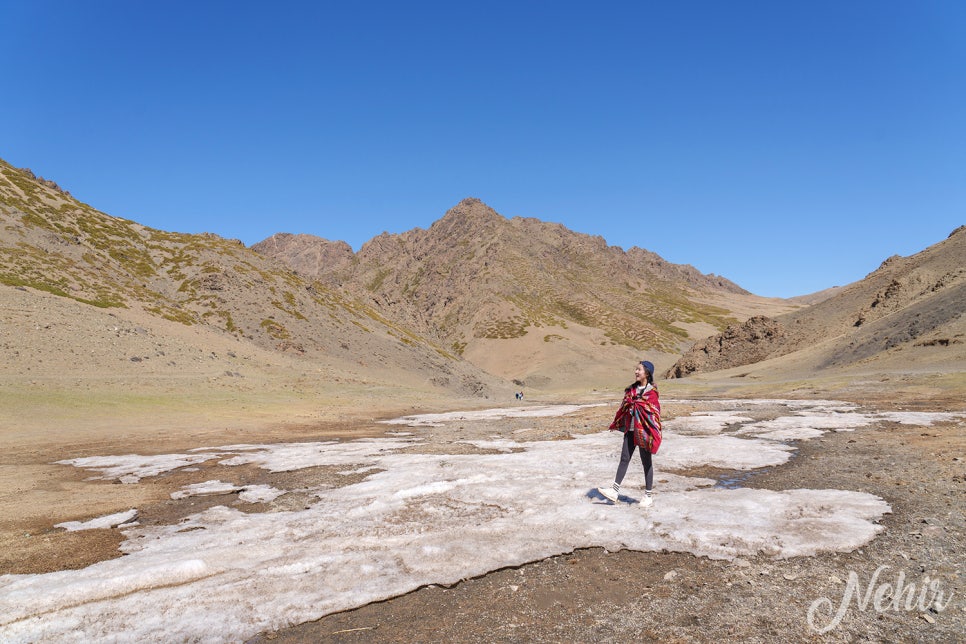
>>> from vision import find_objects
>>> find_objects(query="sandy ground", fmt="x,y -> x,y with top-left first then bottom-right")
2,376 -> 963,643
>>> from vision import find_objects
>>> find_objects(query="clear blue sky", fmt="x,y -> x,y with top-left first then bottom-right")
3,1 -> 963,297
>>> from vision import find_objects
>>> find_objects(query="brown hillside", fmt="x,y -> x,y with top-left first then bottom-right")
0,155 -> 798,398
667,225 -> 966,378
254,198 -> 797,387
0,159 -> 507,401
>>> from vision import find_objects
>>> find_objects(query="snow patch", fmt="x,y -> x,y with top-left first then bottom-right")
5,400 -> 941,642
171,481 -> 285,504
55,509 -> 139,532
381,403 -> 605,426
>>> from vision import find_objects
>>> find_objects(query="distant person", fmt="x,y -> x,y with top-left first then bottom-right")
598,360 -> 662,507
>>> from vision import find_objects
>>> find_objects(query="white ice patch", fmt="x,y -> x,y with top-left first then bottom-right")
660,434 -> 795,470
56,452 -> 223,483
663,411 -> 755,435
463,439 -> 522,452
237,485 -> 285,504
381,403 -> 606,426
739,425 -> 827,441
55,509 -> 139,532
875,411 -> 966,425
4,400 -> 914,642
212,437 -> 415,472
171,481 -> 285,504
171,480 -> 242,500
735,412 -> 872,441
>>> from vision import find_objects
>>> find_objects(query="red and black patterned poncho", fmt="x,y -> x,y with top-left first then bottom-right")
608,383 -> 663,454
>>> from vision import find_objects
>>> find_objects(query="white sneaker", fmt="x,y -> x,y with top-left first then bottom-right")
640,494 -> 653,508
597,486 -> 619,503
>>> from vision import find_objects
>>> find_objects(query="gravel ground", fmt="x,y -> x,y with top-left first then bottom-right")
251,396 -> 964,643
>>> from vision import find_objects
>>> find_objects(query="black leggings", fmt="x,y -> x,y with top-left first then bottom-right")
615,430 -> 653,490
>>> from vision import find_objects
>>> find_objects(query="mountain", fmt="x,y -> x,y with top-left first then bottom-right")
0,156 -> 801,396
0,159 -> 505,399
254,198 -> 794,387
666,225 -> 966,378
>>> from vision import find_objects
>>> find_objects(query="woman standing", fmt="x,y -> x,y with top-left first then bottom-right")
598,360 -> 662,507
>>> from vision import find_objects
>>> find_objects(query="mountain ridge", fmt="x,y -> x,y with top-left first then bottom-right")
10,155 -> 956,395
667,225 -> 966,378
0,159 -> 506,399
255,199 -> 757,339
252,197 -> 783,384
7,156 -> 779,396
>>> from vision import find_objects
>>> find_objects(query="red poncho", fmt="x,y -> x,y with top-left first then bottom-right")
609,384 -> 662,454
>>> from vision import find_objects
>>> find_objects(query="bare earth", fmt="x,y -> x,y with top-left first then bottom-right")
2,379 -> 963,643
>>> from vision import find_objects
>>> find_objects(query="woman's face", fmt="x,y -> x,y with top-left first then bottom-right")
634,363 -> 648,383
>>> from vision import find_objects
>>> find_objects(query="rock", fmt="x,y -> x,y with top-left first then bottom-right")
665,316 -> 788,378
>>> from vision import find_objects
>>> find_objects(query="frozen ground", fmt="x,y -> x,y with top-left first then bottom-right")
1,400 -> 961,642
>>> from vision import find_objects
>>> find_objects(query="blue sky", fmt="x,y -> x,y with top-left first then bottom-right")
2,1 -> 963,297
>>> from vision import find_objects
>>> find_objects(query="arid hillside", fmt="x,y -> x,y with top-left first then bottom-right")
18,153 -> 957,400
0,159 -> 506,402
2,158 -> 797,399
667,225 -> 966,379
254,198 -> 797,386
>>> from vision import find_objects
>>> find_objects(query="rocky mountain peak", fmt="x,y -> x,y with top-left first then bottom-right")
251,233 -> 354,278
429,198 -> 506,239
252,198 -> 765,379
448,197 -> 501,219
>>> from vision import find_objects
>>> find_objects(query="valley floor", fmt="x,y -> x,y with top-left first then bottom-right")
253,388 -> 965,644
1,381 -> 963,643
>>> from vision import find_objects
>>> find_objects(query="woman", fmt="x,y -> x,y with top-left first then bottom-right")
598,360 -> 661,507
